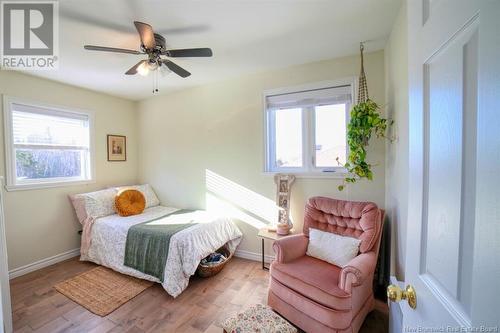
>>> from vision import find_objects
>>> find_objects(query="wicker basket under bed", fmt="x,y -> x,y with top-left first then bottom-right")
196,245 -> 233,278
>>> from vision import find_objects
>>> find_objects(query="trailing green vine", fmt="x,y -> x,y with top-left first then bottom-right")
336,99 -> 393,191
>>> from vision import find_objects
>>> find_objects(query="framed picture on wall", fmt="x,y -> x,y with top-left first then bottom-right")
107,135 -> 126,161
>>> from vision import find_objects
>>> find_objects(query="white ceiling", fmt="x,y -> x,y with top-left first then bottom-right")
26,0 -> 401,100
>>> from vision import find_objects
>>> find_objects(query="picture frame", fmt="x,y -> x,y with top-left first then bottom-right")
107,134 -> 126,161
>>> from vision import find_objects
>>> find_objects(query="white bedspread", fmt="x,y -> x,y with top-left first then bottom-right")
80,206 -> 243,297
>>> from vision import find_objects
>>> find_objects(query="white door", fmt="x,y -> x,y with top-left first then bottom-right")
403,0 -> 500,330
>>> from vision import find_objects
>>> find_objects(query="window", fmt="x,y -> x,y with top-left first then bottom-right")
264,82 -> 352,175
3,97 -> 94,190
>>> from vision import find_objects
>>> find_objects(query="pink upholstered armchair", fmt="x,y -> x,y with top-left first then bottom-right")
268,197 -> 384,333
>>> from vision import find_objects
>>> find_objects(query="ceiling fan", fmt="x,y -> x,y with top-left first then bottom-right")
84,21 -> 212,78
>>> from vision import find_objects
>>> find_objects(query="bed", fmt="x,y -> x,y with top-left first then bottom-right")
70,185 -> 243,297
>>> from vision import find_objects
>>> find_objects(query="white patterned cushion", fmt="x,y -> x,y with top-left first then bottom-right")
306,228 -> 361,267
221,304 -> 297,333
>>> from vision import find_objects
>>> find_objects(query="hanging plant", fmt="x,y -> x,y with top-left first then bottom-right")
337,99 -> 392,191
337,43 -> 393,191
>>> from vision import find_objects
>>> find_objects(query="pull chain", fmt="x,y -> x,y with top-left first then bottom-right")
152,69 -> 159,94
155,70 -> 158,94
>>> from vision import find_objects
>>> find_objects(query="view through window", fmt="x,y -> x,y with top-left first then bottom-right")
4,99 -> 93,189
265,83 -> 351,174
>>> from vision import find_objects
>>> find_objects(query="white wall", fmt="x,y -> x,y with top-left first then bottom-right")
0,71 -> 138,270
137,51 -> 386,256
384,2 -> 409,280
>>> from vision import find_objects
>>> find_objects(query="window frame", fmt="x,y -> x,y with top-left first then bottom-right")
263,78 -> 356,177
3,96 -> 95,191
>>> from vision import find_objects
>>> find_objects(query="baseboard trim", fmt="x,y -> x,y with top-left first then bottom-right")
9,248 -> 80,279
234,249 -> 274,263
9,248 -> 270,279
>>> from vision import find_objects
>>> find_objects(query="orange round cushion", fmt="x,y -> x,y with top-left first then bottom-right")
115,189 -> 146,217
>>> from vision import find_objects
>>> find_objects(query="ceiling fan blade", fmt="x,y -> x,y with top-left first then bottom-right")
161,60 -> 191,78
84,45 -> 141,54
125,60 -> 147,75
134,21 -> 156,49
163,48 -> 213,57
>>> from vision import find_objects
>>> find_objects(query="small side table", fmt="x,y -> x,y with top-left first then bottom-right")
257,228 -> 292,270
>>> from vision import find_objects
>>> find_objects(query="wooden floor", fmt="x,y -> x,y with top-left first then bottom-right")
10,257 -> 388,333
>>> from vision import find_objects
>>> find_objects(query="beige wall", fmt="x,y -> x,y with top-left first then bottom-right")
384,2 -> 409,280
0,71 -> 138,270
1,51 -> 389,269
137,51 -> 386,256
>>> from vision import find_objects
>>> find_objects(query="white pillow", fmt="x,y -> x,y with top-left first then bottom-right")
69,188 -> 117,224
70,184 -> 161,224
306,228 -> 361,267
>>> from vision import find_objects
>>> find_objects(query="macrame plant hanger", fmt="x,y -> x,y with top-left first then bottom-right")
343,42 -> 370,199
357,42 -> 369,104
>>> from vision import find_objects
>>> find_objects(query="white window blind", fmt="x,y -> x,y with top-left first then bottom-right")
264,83 -> 352,175
266,85 -> 352,109
4,98 -> 94,190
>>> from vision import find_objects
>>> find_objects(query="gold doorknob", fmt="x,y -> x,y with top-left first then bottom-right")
387,284 -> 417,309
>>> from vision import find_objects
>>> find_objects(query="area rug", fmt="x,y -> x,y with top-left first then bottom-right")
54,266 -> 153,316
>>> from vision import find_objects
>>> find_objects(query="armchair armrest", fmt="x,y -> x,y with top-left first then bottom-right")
273,234 -> 309,264
339,251 -> 377,293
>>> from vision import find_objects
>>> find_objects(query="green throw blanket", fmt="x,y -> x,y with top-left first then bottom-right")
124,209 -> 196,282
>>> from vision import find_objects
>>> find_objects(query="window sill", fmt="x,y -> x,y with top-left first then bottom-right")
262,171 -> 349,179
5,179 -> 96,192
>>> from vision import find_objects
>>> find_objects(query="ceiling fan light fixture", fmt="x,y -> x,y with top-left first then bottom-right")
137,61 -> 150,76
137,60 -> 159,76
147,61 -> 159,71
